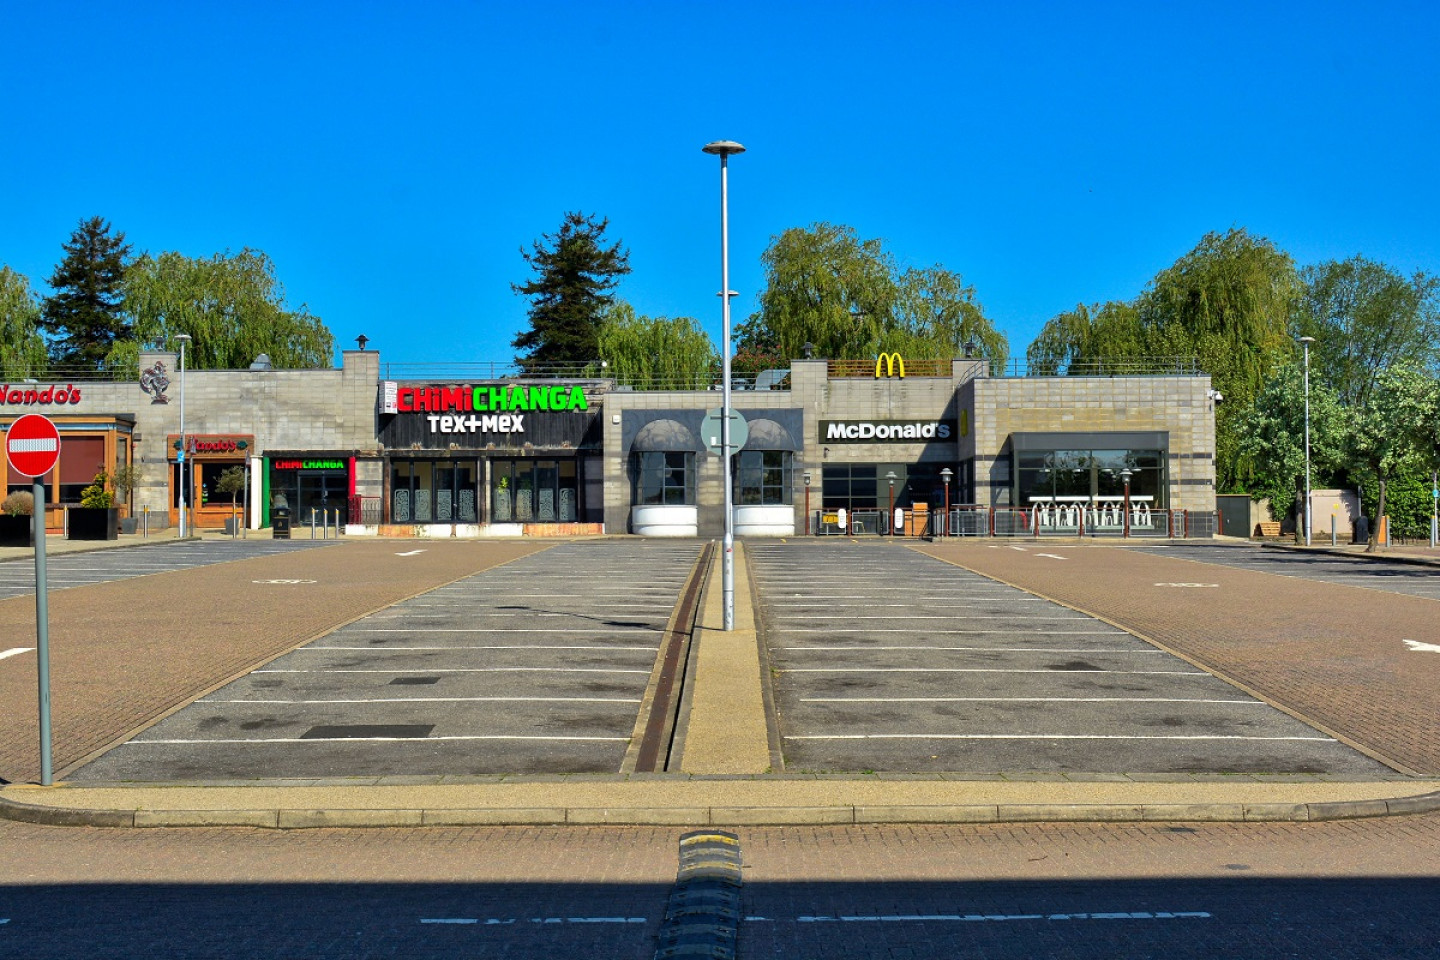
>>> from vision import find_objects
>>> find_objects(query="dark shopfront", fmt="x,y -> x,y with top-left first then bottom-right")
377,381 -> 603,527
267,455 -> 353,526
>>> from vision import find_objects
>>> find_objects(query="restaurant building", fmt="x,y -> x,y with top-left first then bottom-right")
2,348 -> 1216,537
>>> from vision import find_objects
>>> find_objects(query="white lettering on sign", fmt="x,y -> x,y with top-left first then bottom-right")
426,414 -> 525,434
821,420 -> 953,442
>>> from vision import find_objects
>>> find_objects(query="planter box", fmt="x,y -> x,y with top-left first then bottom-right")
68,507 -> 119,541
0,515 -> 34,547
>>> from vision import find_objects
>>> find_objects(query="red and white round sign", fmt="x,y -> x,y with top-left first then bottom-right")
5,414 -> 61,478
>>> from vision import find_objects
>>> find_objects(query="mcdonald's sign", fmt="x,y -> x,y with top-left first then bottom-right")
874,352 -> 906,378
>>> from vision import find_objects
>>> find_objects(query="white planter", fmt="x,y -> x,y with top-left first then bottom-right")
631,504 -> 698,537
484,523 -> 525,537
734,504 -> 796,537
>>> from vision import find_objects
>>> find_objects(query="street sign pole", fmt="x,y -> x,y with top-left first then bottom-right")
33,478 -> 51,785
7,414 -> 61,786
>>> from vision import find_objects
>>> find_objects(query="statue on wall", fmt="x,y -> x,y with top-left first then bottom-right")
140,360 -> 171,404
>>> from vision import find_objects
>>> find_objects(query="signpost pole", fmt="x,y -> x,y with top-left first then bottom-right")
33,478 -> 52,785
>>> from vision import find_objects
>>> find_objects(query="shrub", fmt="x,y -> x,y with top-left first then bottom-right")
2,490 -> 34,516
79,471 -> 114,509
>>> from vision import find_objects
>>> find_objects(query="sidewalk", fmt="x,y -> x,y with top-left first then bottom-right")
4,537 -> 1439,829
1262,539 -> 1440,567
0,526 -> 196,563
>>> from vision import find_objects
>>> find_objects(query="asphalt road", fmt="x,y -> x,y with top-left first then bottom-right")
70,540 -> 704,781
1131,541 -> 1440,601
3,813 -> 1438,959
0,539 -> 335,600
748,541 -> 1390,776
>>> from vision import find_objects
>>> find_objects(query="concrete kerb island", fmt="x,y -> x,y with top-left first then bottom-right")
4,537 -> 1440,828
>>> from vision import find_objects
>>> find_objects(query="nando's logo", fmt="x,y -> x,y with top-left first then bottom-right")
874,352 -> 906,378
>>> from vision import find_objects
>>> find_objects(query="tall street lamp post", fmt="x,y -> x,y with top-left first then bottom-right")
940,467 -> 954,538
1121,468 -> 1133,539
703,140 -> 744,630
886,471 -> 897,536
175,333 -> 192,539
1299,335 -> 1316,547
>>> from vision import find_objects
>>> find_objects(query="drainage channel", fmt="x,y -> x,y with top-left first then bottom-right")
630,541 -> 714,773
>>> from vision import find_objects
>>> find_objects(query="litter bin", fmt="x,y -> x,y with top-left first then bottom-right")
1353,514 -> 1370,545
270,503 -> 290,541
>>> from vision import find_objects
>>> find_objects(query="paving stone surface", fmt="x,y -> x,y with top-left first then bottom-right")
913,540 -> 1440,775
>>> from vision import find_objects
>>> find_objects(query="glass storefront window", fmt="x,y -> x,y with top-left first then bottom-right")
492,459 -> 580,522
1015,449 -> 1167,507
733,450 -> 792,505
632,451 -> 695,506
391,459 -> 478,524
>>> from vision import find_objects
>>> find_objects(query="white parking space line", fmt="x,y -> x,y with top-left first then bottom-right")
421,917 -> 647,925
773,615 -> 1099,621
801,696 -> 1263,704
255,667 -> 651,674
301,645 -> 656,652
787,734 -> 1334,741
130,734 -> 631,744
0,647 -> 35,661
784,629 -> 1123,635
347,628 -> 664,635
778,646 -> 1166,654
199,696 -> 642,704
784,667 -> 1208,675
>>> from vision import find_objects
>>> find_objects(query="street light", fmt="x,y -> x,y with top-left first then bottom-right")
886,470 -> 897,536
703,139 -> 745,630
175,333 -> 192,539
940,467 -> 954,538
1298,335 -> 1316,547
803,471 -> 812,536
1120,468 -> 1133,539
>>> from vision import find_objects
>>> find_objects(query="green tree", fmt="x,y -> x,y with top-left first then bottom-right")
1026,228 -> 1298,491
1344,363 -> 1439,552
118,249 -> 333,369
1294,257 -> 1440,409
740,222 -> 1008,364
596,302 -> 718,389
512,212 -> 630,369
0,266 -> 48,378
1232,360 -> 1346,525
41,216 -> 133,367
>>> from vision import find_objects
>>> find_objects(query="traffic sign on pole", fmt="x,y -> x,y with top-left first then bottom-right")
5,414 -> 61,478
700,407 -> 749,456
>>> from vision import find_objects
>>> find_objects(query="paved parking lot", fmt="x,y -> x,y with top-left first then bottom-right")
71,540 -> 704,781
747,541 -> 1391,776
1131,542 -> 1440,601
0,539 -> 334,600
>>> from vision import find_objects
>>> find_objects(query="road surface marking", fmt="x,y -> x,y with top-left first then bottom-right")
786,734 -> 1332,741
800,697 -> 1261,704
1036,553 -> 1068,560
255,666 -> 649,674
778,646 -> 1163,654
1403,639 -> 1440,653
199,696 -> 641,704
1154,582 -> 1219,588
783,667 -> 1206,675
421,917 -> 645,925
129,734 -> 630,745
746,911 -> 1210,923
0,648 -> 35,661
395,549 -> 426,556
300,645 -> 655,652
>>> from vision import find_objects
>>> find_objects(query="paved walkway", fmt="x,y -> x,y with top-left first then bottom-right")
3,534 -> 1439,827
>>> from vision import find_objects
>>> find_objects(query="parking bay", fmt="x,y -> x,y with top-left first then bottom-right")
71,540 -> 703,781
747,542 -> 1393,776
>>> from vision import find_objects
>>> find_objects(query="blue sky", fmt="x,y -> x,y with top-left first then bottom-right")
3,1 -> 1437,368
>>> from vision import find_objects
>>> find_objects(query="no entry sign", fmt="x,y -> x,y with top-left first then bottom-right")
5,414 -> 61,477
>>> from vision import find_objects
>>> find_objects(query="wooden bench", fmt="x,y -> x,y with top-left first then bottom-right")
1256,521 -> 1282,538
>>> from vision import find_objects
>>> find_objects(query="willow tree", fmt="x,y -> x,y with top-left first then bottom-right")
0,266 -> 48,378
597,302 -> 717,390
1025,300 -> 1144,375
740,222 -> 1007,364
118,249 -> 333,369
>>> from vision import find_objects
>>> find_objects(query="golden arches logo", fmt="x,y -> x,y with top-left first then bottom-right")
874,352 -> 906,378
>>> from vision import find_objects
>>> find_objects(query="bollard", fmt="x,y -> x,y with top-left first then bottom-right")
1332,514 -> 1337,547
310,509 -> 317,539
143,506 -> 149,538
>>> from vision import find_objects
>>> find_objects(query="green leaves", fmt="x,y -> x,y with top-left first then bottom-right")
41,217 -> 133,367
120,249 -> 333,369
743,222 -> 1008,365
0,266 -> 48,378
597,301 -> 718,389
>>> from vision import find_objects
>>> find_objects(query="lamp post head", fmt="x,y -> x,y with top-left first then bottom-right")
702,140 -> 746,157
174,333 -> 191,345
355,334 -> 369,351
941,467 -> 954,481
1121,468 -> 1133,482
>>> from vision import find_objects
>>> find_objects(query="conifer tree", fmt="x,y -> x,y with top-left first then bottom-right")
41,216 -> 133,366
512,212 -> 630,369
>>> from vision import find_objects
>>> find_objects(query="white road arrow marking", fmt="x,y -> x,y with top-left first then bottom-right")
1036,553 -> 1068,560
1154,583 -> 1219,588
0,648 -> 35,661
1403,639 -> 1440,653
395,550 -> 426,556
